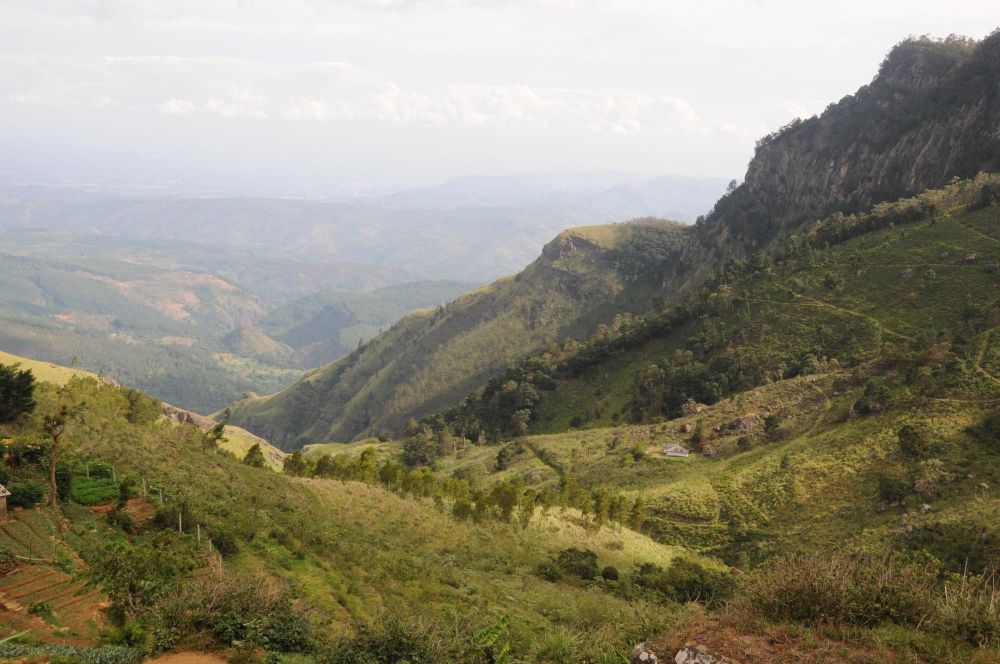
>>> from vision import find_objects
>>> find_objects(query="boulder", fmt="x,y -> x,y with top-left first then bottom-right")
674,643 -> 737,663
631,643 -> 659,663
729,414 -> 763,433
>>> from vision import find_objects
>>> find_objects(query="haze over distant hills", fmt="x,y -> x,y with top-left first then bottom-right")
0,170 -> 725,411
0,171 -> 725,282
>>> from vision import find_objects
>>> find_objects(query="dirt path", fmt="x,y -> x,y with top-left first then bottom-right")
957,218 -> 1000,246
973,328 -> 1000,386
149,652 -> 228,664
737,290 -> 915,343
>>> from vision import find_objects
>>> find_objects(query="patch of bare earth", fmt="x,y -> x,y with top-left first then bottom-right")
648,610 -> 918,664
149,651 -> 229,663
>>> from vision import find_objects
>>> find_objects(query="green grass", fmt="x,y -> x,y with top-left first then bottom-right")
0,349 -> 96,385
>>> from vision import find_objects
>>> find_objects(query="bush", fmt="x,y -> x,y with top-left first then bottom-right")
107,509 -> 135,534
210,528 -> 240,557
9,481 -> 44,508
736,550 -> 936,627
556,548 -> 599,581
55,465 -> 72,501
88,462 -> 115,480
898,424 -> 934,458
936,571 -> 1000,647
535,560 -> 563,582
151,572 -> 313,653
853,380 -> 891,415
634,558 -> 735,607
317,611 -> 472,663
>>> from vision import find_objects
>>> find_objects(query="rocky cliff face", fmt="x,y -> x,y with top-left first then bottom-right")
692,32 -> 1000,258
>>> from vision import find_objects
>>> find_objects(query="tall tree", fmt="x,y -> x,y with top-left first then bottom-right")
243,443 -> 267,469
0,363 -> 36,423
43,404 -> 77,509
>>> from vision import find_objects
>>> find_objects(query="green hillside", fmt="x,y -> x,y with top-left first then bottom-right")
0,371 -> 708,662
513,176 -> 1000,437
0,349 -> 97,385
228,220 -> 691,447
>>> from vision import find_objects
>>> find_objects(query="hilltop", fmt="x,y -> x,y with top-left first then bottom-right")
227,220 -> 690,446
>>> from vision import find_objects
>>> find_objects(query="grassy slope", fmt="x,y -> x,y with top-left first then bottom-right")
64,400 -> 696,659
0,349 -> 97,385
228,221 -> 689,447
218,425 -> 287,471
535,202 -> 1000,431
443,200 -> 1000,568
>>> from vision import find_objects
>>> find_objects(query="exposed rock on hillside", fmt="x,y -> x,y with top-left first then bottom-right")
693,33 -> 1000,257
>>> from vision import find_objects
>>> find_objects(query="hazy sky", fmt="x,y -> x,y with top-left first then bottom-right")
1,1 -> 997,196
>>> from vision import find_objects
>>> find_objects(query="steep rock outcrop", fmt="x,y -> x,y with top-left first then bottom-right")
692,32 -> 1000,258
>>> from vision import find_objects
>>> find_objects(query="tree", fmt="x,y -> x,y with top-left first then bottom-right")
43,404 -> 78,509
123,388 -> 160,426
205,408 -> 230,452
283,450 -> 307,477
243,443 -> 267,468
629,496 -> 647,530
594,489 -> 611,527
402,425 -> 438,467
898,424 -> 933,458
0,363 -> 36,423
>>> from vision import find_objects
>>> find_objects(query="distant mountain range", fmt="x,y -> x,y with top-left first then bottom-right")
0,172 -> 726,283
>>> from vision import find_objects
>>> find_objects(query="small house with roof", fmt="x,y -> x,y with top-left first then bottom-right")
0,483 -> 10,520
663,443 -> 690,458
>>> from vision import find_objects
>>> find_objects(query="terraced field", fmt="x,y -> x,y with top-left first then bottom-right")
0,511 -> 108,645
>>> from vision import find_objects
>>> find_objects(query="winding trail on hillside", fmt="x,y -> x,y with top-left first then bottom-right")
973,328 -> 1000,386
773,286 -> 917,342
956,219 -> 1000,246
803,380 -> 833,439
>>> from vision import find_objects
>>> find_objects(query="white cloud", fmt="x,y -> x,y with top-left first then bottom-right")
0,54 -> 709,135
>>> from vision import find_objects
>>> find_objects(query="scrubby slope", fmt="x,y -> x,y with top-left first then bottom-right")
228,220 -> 690,447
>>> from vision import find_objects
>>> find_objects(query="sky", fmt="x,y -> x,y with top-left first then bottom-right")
1,0 -> 997,197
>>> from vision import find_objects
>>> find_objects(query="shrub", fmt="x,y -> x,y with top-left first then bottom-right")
28,601 -> 53,620
9,481 -> 44,508
151,572 -> 313,653
898,424 -> 934,458
210,528 -> 240,557
107,509 -> 135,534
936,571 -> 1000,647
736,550 -> 936,627
317,611 -> 472,663
853,380 -> 891,415
556,547 -> 599,581
55,465 -> 72,501
535,560 -> 563,582
634,558 -> 735,607
88,462 -> 115,479
876,462 -> 911,502
0,547 -> 15,576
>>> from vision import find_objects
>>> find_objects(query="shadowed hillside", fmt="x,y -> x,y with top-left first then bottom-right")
227,220 -> 690,446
